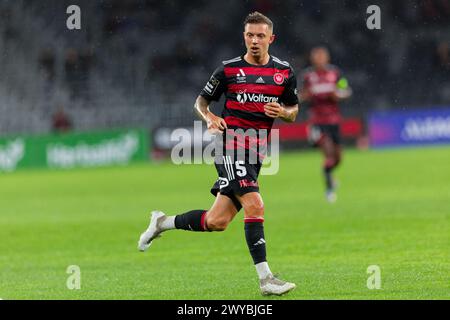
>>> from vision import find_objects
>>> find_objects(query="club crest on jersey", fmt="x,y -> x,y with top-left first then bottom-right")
273,72 -> 285,85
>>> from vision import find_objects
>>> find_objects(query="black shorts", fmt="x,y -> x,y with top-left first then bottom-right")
210,155 -> 262,212
308,124 -> 341,146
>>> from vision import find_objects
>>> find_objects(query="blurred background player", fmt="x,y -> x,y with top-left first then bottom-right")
300,46 -> 352,203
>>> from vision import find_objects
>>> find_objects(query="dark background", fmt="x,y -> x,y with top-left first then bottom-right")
1,0 -> 449,135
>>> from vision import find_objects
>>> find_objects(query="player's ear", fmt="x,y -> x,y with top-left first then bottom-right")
269,34 -> 275,44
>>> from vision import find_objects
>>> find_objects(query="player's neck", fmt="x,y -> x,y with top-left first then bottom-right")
244,52 -> 270,66
314,64 -> 327,71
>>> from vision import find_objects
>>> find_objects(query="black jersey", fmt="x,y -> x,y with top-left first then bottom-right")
200,55 -> 298,131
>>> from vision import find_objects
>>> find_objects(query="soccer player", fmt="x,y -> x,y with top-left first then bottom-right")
138,12 -> 299,296
300,46 -> 351,203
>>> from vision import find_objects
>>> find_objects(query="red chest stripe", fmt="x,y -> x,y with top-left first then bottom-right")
224,67 -> 290,78
228,83 -> 284,96
226,100 -> 265,113
225,116 -> 272,130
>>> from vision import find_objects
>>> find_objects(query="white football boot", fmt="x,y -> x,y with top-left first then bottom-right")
326,190 -> 337,203
138,211 -> 166,252
259,275 -> 296,296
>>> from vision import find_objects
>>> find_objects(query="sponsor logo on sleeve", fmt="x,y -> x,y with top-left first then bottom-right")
204,76 -> 220,96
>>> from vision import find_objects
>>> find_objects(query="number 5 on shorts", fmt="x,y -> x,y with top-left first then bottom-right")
235,160 -> 247,177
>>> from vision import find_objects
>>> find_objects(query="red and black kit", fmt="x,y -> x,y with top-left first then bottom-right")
301,64 -> 344,146
200,55 -> 298,210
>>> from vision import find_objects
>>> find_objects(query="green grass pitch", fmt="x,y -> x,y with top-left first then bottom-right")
0,147 -> 449,300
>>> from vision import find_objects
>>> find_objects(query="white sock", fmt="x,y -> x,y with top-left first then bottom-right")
255,262 -> 273,280
159,216 -> 176,231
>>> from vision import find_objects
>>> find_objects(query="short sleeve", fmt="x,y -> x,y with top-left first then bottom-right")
280,67 -> 299,106
199,65 -> 227,102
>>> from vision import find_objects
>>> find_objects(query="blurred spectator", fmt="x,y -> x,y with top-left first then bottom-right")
392,0 -> 420,26
79,47 -> 95,75
52,107 -> 73,133
1,7 -> 18,42
79,47 -> 95,100
435,41 -> 450,71
65,48 -> 93,100
65,48 -> 82,99
38,48 -> 55,83
421,0 -> 450,23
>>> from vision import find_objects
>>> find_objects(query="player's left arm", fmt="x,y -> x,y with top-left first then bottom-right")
331,69 -> 352,101
264,66 -> 300,123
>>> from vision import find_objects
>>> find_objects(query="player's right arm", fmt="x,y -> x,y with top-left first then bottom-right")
194,95 -> 227,134
331,76 -> 352,101
196,65 -> 228,134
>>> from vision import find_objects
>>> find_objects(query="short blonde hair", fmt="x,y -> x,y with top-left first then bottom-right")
244,11 -> 273,32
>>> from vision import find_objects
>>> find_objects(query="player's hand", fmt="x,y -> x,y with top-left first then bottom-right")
206,113 -> 227,134
264,102 -> 284,119
331,89 -> 352,101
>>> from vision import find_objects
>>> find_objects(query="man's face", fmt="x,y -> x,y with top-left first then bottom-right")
243,23 -> 275,59
311,48 -> 330,68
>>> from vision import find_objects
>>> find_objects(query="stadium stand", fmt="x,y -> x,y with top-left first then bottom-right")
1,0 -> 449,135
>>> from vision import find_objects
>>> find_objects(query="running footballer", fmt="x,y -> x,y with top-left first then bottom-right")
138,12 -> 299,296
300,46 -> 351,203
